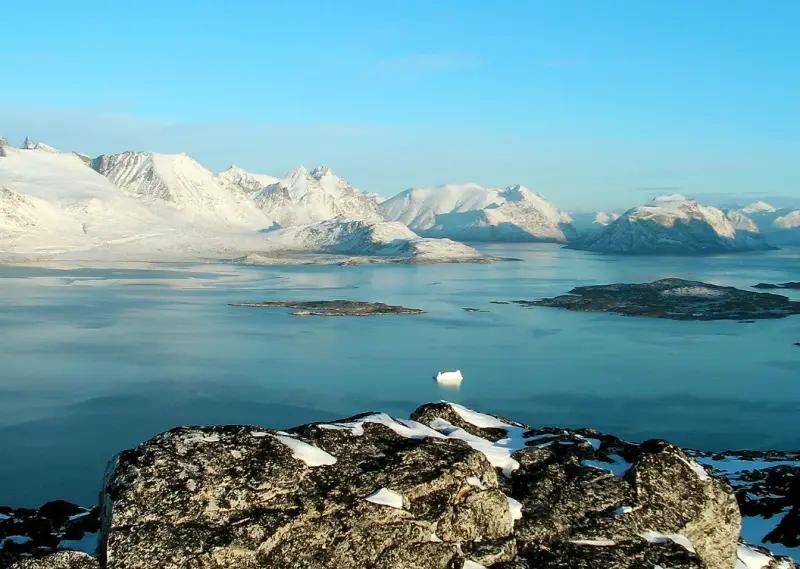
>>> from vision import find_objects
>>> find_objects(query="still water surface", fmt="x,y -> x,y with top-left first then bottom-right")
1,244 -> 799,505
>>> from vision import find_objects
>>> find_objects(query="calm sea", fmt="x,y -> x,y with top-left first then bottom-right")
1,243 -> 799,505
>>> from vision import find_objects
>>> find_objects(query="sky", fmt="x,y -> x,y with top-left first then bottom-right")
1,0 -> 798,210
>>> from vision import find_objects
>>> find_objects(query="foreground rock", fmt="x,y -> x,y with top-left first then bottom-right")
4,403 -> 797,568
515,278 -> 800,321
228,300 -> 425,316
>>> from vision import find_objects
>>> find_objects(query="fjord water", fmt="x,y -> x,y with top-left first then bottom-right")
1,244 -> 799,506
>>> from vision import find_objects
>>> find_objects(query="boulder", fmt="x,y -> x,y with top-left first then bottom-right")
6,402 -> 798,568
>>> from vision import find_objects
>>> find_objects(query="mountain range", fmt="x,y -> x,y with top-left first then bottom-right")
0,136 -> 797,261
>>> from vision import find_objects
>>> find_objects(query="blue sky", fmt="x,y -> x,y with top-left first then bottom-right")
1,0 -> 798,210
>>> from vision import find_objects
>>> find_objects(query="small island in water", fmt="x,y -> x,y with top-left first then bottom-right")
513,278 -> 800,321
229,300 -> 425,317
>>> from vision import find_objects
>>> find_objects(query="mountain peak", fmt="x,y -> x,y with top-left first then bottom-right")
742,200 -> 776,214
310,165 -> 333,179
22,136 -> 35,150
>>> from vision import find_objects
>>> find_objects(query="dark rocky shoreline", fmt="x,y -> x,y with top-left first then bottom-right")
2,403 -> 798,568
514,278 -> 800,321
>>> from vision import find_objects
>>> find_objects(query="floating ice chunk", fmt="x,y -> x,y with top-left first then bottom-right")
274,434 -> 337,466
570,538 -> 617,546
735,544 -> 772,569
640,531 -> 695,553
365,488 -> 404,509
435,370 -> 463,384
506,495 -> 523,521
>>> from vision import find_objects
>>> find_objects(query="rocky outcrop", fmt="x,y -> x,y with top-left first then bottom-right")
515,278 -> 800,320
3,403 -> 798,568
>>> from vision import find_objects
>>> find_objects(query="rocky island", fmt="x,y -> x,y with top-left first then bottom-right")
753,283 -> 800,290
229,300 -> 425,316
514,278 -> 800,321
1,403 -> 797,569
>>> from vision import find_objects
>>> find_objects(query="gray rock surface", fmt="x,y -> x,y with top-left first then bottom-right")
8,552 -> 99,569
4,403 -> 799,568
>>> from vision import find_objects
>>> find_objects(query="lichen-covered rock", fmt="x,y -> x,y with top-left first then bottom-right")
8,552 -> 99,569
12,401 -> 784,569
101,416 -> 516,569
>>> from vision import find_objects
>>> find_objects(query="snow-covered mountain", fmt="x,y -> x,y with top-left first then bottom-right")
732,202 -> 800,245
379,183 -> 574,242
572,195 -> 773,254
245,218 -> 483,263
0,143 -> 167,255
774,210 -> 800,230
741,200 -> 777,214
0,138 -> 481,264
251,165 -> 381,228
216,165 -> 280,195
92,151 -> 269,228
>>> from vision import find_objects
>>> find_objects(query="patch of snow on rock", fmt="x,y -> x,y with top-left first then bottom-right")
273,434 -> 337,467
365,488 -> 404,509
735,543 -> 773,569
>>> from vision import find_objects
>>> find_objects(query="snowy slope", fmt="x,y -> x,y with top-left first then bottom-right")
92,152 -> 269,228
251,165 -> 381,227
256,218 -> 483,261
572,195 -> 773,254
379,183 -> 574,242
0,145 -> 169,255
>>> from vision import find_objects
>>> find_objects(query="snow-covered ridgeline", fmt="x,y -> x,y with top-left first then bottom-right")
0,138 -> 485,263
379,182 -> 575,243
572,194 -> 772,254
